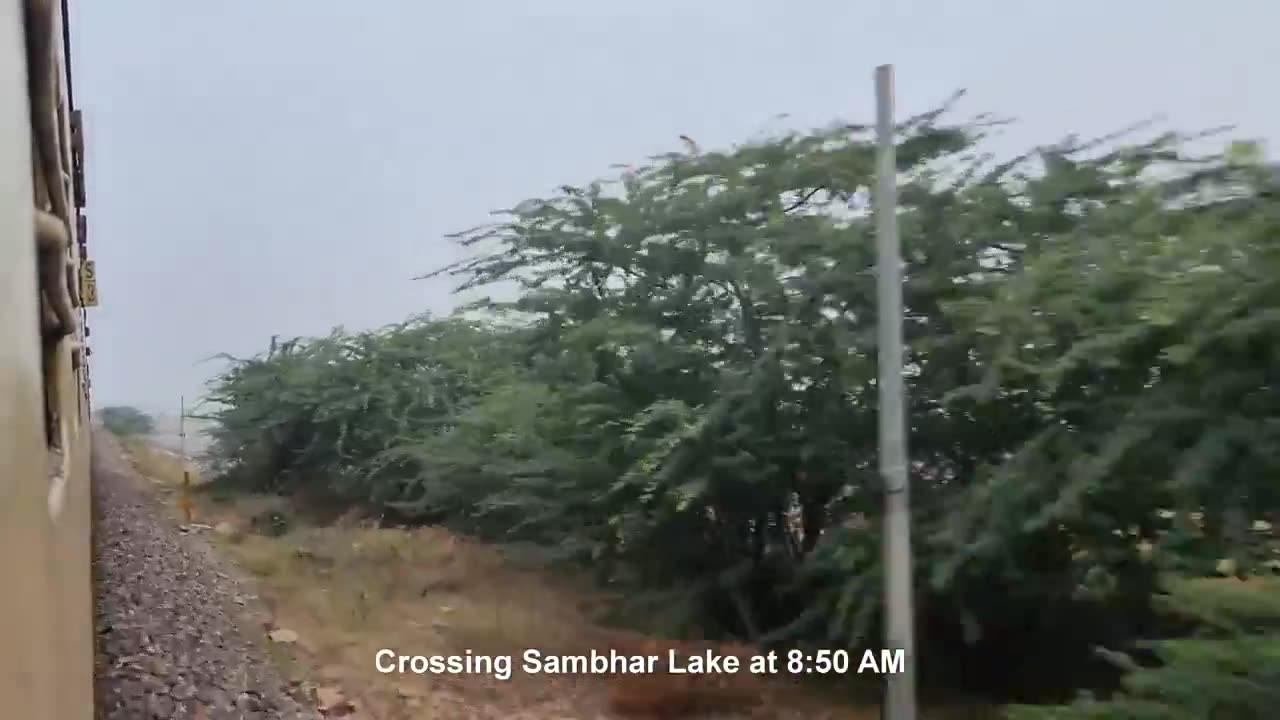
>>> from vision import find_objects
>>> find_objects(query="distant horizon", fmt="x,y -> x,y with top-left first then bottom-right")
96,402 -> 222,417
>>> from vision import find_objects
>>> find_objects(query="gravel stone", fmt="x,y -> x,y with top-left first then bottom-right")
92,432 -> 321,719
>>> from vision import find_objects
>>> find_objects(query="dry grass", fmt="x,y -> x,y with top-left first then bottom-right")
121,438 -> 202,522
120,439 -> 998,720
122,437 -> 200,488
200,521 -> 652,717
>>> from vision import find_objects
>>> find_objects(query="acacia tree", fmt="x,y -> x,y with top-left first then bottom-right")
422,108 -> 1280,682
200,316 -> 515,500
204,99 -> 1280,705
100,405 -> 155,437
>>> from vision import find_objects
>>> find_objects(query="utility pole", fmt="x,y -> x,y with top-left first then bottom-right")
179,395 -> 186,462
179,395 -> 192,523
874,64 -> 917,720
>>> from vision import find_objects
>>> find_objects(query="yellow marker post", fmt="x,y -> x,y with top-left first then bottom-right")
179,471 -> 193,524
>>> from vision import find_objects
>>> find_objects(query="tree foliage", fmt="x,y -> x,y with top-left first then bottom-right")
100,405 -> 155,437
200,97 -> 1280,706
1007,578 -> 1280,719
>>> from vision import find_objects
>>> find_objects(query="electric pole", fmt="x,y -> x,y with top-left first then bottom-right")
874,63 -> 917,720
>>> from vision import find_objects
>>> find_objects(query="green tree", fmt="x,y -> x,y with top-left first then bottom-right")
1006,577 -> 1280,720
201,99 -> 1280,708
99,405 -> 155,437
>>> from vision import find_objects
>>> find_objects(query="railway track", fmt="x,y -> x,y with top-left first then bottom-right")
91,432 -> 320,720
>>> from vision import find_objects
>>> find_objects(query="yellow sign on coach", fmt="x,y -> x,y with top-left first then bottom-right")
80,259 -> 98,307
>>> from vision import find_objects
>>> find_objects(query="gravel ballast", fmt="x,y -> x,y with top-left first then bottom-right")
92,432 -> 321,719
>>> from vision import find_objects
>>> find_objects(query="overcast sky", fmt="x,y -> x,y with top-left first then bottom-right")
70,1 -> 1276,413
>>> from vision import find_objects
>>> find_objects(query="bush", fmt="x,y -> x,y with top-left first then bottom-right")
198,97 -> 1280,706
1006,578 -> 1280,719
100,405 -> 155,437
249,509 -> 292,538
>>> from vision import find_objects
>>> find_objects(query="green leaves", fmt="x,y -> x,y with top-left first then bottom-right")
205,96 -> 1280,706
1007,579 -> 1280,720
99,405 -> 156,437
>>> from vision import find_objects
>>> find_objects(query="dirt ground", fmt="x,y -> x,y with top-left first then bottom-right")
119,438 -> 999,720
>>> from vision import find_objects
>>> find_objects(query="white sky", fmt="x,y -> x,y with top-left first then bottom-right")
70,1 -> 1277,412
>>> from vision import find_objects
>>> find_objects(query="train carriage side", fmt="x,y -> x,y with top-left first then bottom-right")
2,0 -> 95,718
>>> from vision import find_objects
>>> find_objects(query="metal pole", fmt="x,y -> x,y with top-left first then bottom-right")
180,396 -> 191,522
179,395 -> 186,462
874,64 -> 917,720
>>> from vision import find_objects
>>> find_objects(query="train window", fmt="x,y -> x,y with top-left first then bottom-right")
26,0 -> 80,516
